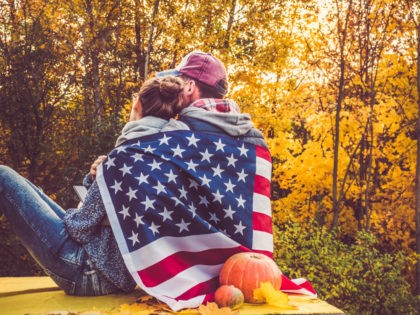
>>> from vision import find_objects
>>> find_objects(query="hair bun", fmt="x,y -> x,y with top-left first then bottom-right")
159,76 -> 183,101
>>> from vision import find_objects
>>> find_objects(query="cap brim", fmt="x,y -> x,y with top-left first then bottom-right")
156,69 -> 182,77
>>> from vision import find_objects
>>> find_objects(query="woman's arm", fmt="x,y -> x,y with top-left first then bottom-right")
64,181 -> 108,244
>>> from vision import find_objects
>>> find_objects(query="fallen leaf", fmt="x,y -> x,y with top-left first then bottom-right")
198,302 -> 239,315
253,282 -> 297,310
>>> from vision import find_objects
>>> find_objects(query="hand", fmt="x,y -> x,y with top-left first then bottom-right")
90,155 -> 107,180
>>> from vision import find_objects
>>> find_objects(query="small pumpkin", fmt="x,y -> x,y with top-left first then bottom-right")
214,284 -> 244,309
219,252 -> 282,303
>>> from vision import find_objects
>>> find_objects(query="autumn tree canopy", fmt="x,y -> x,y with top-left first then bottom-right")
0,0 -> 418,291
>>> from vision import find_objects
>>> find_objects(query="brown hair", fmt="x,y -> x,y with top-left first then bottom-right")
138,76 -> 184,119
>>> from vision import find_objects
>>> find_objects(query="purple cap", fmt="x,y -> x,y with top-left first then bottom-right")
156,51 -> 227,94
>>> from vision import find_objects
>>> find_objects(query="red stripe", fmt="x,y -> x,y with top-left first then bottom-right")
175,277 -> 219,301
254,175 -> 270,197
253,249 -> 273,258
253,212 -> 272,233
138,246 -> 246,287
256,145 -> 272,162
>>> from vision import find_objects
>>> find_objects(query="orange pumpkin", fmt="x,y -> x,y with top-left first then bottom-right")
214,284 -> 244,309
219,252 -> 282,303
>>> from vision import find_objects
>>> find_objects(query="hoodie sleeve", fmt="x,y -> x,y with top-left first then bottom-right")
64,181 -> 108,244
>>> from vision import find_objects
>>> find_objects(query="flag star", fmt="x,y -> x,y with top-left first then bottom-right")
199,195 -> 210,207
159,134 -> 171,145
179,186 -> 188,200
171,144 -> 185,158
199,174 -> 212,187
200,149 -> 213,162
116,146 -> 126,153
238,143 -> 249,157
105,157 -> 115,169
189,178 -> 199,190
186,159 -> 199,171
148,159 -> 162,171
236,194 -> 246,208
176,219 -> 190,232
132,152 -> 144,162
144,145 -> 155,153
188,202 -> 197,218
226,154 -> 238,167
148,221 -> 161,235
153,181 -> 166,195
237,169 -> 248,182
119,163 -> 132,176
223,205 -> 236,219
159,207 -> 174,222
186,134 -> 200,147
126,187 -> 138,201
224,179 -> 236,193
128,231 -> 140,246
209,212 -> 220,223
110,180 -> 123,194
212,189 -> 224,203
211,164 -> 224,178
118,205 -> 130,219
165,169 -> 178,183
171,196 -> 182,206
136,172 -> 149,185
213,138 -> 226,152
141,196 -> 155,211
133,213 -> 144,227
234,221 -> 246,235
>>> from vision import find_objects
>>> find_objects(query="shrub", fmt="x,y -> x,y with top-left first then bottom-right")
273,221 -> 419,315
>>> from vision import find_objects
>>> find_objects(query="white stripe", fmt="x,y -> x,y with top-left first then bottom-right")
282,288 -> 317,297
256,156 -> 272,179
253,193 -> 271,216
252,230 -> 273,252
124,232 -> 239,270
151,264 -> 222,296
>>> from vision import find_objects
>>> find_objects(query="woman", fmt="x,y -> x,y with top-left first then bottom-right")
0,76 -> 184,296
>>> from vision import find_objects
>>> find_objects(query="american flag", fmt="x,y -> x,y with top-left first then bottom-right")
96,130 -> 273,310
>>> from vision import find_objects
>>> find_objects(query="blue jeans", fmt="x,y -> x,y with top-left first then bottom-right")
0,165 -> 117,296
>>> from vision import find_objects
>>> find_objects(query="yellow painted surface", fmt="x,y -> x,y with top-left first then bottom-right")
0,277 -> 345,315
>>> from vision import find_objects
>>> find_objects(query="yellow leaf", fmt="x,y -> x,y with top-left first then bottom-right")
198,302 -> 239,315
253,282 -> 297,310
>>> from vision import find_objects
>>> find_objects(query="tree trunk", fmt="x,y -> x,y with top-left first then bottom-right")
331,0 -> 353,229
224,0 -> 237,49
86,0 -> 103,117
144,0 -> 160,80
134,0 -> 144,82
415,20 -> 420,297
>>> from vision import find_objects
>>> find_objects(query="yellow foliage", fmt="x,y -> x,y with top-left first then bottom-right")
253,282 -> 297,310
198,302 -> 239,315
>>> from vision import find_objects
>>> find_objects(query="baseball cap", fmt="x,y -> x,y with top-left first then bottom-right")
156,51 -> 227,95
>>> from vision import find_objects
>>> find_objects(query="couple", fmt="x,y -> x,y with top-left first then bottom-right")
0,51 -> 273,310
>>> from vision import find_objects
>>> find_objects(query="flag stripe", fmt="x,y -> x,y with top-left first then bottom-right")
253,212 -> 273,233
125,233 -> 244,270
144,264 -> 222,298
175,277 -> 219,301
252,193 -> 271,216
254,175 -> 271,196
256,156 -> 272,180
138,247 -> 244,287
256,145 -> 272,162
252,230 -> 273,253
